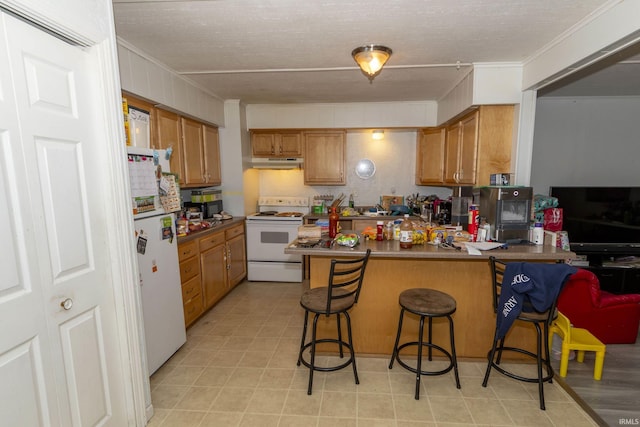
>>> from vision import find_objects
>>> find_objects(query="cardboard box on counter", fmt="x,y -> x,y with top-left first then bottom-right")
298,225 -> 321,239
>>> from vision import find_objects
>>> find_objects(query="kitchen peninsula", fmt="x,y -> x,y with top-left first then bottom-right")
285,240 -> 575,358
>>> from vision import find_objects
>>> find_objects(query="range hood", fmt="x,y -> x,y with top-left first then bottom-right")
250,157 -> 303,169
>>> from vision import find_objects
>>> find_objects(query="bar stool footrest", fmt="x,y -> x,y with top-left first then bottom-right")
395,341 -> 455,376
488,346 -> 554,383
299,338 -> 355,372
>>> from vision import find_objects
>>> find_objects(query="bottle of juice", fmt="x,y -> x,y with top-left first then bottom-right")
399,214 -> 413,249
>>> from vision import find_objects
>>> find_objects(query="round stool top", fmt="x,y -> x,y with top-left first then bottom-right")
399,288 -> 456,315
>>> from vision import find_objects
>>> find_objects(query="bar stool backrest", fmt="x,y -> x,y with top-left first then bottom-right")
488,256 -> 507,314
324,249 -> 371,314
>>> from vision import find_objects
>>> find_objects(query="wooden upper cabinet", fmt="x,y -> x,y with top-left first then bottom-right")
416,127 -> 446,185
181,118 -> 222,187
181,117 -> 206,186
123,93 -> 158,149
203,124 -> 222,186
251,130 -> 302,157
156,108 -> 185,184
303,130 -> 346,185
444,110 -> 479,185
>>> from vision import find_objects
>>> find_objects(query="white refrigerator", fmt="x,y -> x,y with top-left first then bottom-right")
128,146 -> 186,376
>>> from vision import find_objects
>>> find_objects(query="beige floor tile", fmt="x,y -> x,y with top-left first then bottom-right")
456,360 -> 486,377
256,325 -> 285,338
356,371 -> 391,393
396,421 -> 436,427
458,379 -> 497,399
150,384 -> 188,409
320,391 -> 357,418
173,386 -> 220,411
208,350 -> 244,367
244,388 -> 288,414
464,397 -> 513,425
222,336 -> 253,351
393,393 -> 435,421
199,411 -> 243,427
357,418 -> 397,426
290,367 -> 324,391
500,399 -> 554,426
160,366 -> 205,386
486,376 -> 533,400
318,417 -> 357,427
150,363 -> 177,387
158,410 -> 206,427
210,387 -> 255,412
238,413 -> 280,427
428,396 -> 474,424
278,414 -> 320,427
226,367 -> 264,387
257,368 -> 295,389
282,389 -> 322,416
195,335 -> 228,351
194,366 -> 234,387
237,351 -> 274,368
145,408 -> 170,427
357,357 -> 391,372
178,349 -> 216,367
544,401 -> 599,427
249,336 -> 280,352
421,375 -> 462,398
357,393 -> 396,419
323,369 -> 359,392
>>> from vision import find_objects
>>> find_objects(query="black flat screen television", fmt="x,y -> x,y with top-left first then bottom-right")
549,186 -> 640,254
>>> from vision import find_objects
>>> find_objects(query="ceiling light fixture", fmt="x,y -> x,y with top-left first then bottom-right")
372,130 -> 385,140
352,44 -> 392,83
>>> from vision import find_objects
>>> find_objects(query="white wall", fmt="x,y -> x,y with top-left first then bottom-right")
257,130 -> 451,208
530,96 -> 640,195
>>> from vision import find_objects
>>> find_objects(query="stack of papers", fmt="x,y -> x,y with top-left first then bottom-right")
464,242 -> 506,255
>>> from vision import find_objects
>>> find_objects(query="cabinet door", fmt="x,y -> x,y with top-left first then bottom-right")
251,132 -> 276,156
278,132 -> 303,156
200,244 -> 227,308
156,108 -> 185,184
416,128 -> 445,185
457,111 -> 479,184
123,93 -> 157,149
303,131 -> 346,185
181,117 -> 206,185
203,124 -> 222,185
444,123 -> 461,184
227,234 -> 246,289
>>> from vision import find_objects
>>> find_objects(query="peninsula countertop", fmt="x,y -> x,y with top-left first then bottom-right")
285,238 -> 576,261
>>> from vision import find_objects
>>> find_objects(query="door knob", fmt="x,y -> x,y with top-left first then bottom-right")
61,298 -> 73,310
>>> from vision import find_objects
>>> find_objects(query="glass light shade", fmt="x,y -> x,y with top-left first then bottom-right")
352,45 -> 392,81
372,130 -> 385,140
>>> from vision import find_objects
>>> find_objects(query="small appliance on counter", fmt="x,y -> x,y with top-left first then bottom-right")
184,189 -> 223,219
476,186 -> 533,242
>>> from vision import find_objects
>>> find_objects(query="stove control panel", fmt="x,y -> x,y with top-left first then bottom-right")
258,196 -> 309,207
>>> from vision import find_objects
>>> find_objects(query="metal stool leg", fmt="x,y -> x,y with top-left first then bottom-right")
389,308 -> 405,369
344,311 -> 359,384
427,316 -> 433,361
307,313 -> 320,395
448,314 -> 461,389
415,314 -> 425,400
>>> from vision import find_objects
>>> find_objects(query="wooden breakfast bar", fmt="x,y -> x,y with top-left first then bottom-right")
285,239 -> 575,359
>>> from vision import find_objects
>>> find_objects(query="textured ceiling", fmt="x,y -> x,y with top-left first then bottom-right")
112,0 -> 637,103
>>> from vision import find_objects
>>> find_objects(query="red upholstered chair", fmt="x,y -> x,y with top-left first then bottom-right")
557,269 -> 640,344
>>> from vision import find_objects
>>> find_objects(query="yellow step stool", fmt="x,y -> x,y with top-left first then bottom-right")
549,311 -> 606,380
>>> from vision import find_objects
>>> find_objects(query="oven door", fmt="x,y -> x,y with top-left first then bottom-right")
246,219 -> 301,263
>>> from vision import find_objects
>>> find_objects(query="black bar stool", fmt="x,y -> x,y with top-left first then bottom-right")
482,257 -> 576,410
389,288 -> 461,399
297,249 -> 371,395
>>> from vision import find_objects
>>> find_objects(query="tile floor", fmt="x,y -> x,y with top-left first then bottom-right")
147,280 -> 599,427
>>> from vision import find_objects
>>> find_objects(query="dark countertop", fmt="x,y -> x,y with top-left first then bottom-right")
285,238 -> 575,261
305,214 -> 415,221
177,217 -> 245,243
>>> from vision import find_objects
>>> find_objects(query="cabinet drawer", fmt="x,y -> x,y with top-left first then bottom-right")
225,223 -> 244,240
183,293 -> 203,327
199,231 -> 225,252
181,275 -> 201,302
179,256 -> 200,282
178,240 -> 198,262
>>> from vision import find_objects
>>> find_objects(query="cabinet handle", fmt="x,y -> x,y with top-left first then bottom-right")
226,244 -> 231,270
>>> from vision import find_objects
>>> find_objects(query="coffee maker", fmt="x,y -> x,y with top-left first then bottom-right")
476,186 -> 533,242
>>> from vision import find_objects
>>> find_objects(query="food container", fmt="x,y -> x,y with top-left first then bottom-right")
298,225 -> 321,239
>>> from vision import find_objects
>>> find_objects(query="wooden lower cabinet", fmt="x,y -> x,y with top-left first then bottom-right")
177,221 -> 247,327
199,231 -> 227,308
178,239 -> 202,327
227,229 -> 247,288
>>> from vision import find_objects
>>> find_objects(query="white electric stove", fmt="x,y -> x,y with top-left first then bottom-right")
246,196 -> 310,282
